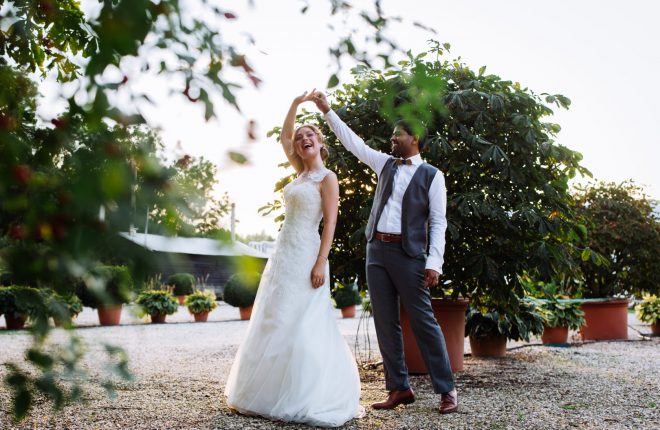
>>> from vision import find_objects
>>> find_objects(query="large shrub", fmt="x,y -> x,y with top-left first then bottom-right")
223,272 -> 261,308
270,44 -> 589,302
167,273 -> 196,296
572,181 -> 660,298
76,265 -> 135,308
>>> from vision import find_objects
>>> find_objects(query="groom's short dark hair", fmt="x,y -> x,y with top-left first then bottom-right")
395,120 -> 428,151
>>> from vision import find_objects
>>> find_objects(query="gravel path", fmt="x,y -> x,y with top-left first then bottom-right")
1,305 -> 658,429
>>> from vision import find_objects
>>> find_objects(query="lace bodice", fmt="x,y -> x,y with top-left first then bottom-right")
265,167 -> 332,301
281,168 -> 332,233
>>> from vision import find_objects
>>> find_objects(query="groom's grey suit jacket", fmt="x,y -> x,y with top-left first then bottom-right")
365,157 -> 438,257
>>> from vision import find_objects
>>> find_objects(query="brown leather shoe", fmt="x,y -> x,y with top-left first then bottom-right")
439,388 -> 458,414
371,388 -> 415,410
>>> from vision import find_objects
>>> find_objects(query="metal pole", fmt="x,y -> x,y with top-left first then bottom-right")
144,207 -> 149,247
230,203 -> 236,242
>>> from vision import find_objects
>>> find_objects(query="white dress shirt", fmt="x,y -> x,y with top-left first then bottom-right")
324,110 -> 447,273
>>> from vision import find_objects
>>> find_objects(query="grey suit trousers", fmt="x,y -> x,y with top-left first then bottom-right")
366,239 -> 455,394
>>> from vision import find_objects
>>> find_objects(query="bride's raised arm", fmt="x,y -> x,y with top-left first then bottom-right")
281,91 -> 315,173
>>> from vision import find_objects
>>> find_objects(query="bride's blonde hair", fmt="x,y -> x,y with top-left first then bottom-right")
292,124 -> 329,161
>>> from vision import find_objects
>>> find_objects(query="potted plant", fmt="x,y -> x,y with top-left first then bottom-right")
184,290 -> 218,322
465,296 -> 545,357
223,272 -> 261,320
571,181 -> 660,340
136,290 -> 179,323
520,276 -> 585,345
635,295 -> 660,336
0,285 -> 42,330
77,265 -> 135,326
167,273 -> 196,305
332,281 -> 362,318
46,291 -> 84,327
538,298 -> 585,345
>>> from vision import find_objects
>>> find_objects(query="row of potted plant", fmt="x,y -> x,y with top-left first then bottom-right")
0,286 -> 84,330
0,285 -> 221,329
400,290 -> 660,372
465,294 -> 659,355
82,268 -> 262,325
80,269 -> 227,326
2,266 -> 372,330
1,267 -> 225,329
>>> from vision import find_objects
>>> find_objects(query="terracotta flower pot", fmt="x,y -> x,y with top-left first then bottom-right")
239,305 -> 253,321
193,311 -> 209,322
580,299 -> 629,341
176,295 -> 187,305
469,334 -> 507,358
340,305 -> 356,318
151,314 -> 167,324
651,322 -> 659,336
5,314 -> 27,330
97,305 -> 123,326
541,325 -> 569,345
401,298 -> 469,373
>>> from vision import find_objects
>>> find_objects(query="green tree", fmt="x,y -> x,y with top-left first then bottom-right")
147,155 -> 230,237
238,231 -> 276,243
572,181 -> 660,298
269,43 -> 590,306
0,66 -> 169,419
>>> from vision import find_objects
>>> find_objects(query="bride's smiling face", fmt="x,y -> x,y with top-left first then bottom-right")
294,126 -> 322,159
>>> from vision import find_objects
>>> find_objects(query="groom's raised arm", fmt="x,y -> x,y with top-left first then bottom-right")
313,93 -> 389,175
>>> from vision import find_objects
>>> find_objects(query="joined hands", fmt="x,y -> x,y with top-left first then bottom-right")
292,89 -> 330,114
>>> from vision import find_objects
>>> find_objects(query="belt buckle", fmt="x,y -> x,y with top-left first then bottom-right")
380,233 -> 394,243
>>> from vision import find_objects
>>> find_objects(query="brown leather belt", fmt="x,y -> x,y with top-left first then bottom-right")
374,231 -> 402,243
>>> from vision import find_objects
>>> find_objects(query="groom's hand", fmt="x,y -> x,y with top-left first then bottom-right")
293,88 -> 316,106
312,91 -> 331,114
424,269 -> 440,289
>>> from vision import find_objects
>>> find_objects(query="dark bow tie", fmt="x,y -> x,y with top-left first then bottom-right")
394,158 -> 413,166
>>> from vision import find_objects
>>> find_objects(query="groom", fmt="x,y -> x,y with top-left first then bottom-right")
312,92 -> 458,414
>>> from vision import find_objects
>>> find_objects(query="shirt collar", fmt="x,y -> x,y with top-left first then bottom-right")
407,154 -> 423,165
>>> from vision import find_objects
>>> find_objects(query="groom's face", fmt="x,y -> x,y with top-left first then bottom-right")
390,126 -> 417,158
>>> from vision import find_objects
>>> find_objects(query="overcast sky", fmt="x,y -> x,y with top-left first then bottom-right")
40,1 -> 660,237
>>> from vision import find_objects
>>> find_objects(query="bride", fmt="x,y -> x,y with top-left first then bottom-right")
224,91 -> 364,427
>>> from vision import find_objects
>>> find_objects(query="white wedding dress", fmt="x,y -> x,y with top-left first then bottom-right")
225,168 -> 363,428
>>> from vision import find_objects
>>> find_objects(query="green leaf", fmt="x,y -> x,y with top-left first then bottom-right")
13,387 -> 32,420
327,73 -> 339,88
27,349 -> 54,369
228,151 -> 248,164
